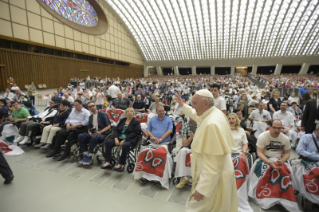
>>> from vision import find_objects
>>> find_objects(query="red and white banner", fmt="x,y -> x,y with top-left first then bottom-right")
248,158 -> 300,211
232,155 -> 253,212
174,148 -> 192,178
106,109 -> 125,126
291,159 -> 319,204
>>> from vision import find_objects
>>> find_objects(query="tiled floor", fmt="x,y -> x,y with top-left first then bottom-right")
0,89 -> 317,212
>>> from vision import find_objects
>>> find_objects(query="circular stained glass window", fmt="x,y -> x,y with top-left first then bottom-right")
41,0 -> 98,27
37,0 -> 108,35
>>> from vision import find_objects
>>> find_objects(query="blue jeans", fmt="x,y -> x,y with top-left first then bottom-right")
78,133 -> 107,153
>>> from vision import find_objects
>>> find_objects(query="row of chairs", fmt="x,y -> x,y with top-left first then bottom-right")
23,84 -> 47,90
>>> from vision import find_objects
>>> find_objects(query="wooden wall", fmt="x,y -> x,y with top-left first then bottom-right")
0,48 -> 143,91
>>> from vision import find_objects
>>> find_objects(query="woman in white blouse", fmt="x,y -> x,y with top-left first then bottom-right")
227,113 -> 248,161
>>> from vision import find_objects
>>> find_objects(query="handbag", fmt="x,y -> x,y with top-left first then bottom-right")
32,91 -> 38,96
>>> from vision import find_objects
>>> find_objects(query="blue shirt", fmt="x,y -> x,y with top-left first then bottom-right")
65,108 -> 90,126
299,88 -> 308,97
147,115 -> 173,143
296,132 -> 319,162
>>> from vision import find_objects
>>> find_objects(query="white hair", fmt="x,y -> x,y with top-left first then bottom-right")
201,96 -> 214,107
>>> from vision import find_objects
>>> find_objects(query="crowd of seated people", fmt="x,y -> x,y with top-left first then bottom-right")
1,73 -> 319,211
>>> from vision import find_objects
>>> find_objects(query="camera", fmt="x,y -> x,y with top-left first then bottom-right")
90,128 -> 96,133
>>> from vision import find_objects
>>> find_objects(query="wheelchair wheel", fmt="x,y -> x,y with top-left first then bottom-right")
127,163 -> 135,173
96,155 -> 102,165
302,196 -> 308,211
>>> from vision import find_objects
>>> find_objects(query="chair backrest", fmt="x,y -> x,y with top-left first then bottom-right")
43,94 -> 51,99
43,84 -> 47,88
38,84 -> 43,88
36,94 -> 43,99
24,85 -> 28,89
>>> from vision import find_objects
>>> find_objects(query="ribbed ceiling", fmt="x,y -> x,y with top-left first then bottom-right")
105,0 -> 319,61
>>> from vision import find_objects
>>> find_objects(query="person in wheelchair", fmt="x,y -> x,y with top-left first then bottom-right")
46,99 -> 90,161
135,105 -> 173,187
101,108 -> 141,171
0,101 -> 29,136
174,117 -> 197,189
34,100 -> 70,149
77,102 -> 111,166
296,123 -> 319,162
248,120 -> 299,211
13,99 -> 59,145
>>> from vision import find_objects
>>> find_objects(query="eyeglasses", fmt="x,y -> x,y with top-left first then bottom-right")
88,105 -> 95,108
271,126 -> 282,130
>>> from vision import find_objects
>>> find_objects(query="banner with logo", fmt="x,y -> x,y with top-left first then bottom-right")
232,156 -> 253,212
248,158 -> 300,211
106,109 -> 125,126
292,159 -> 319,204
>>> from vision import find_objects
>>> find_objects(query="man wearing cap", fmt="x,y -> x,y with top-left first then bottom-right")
175,89 -> 238,212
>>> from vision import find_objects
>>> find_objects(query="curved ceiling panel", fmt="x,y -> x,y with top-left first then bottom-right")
105,0 -> 319,61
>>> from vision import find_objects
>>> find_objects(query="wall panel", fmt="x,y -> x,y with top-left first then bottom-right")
0,48 -> 143,91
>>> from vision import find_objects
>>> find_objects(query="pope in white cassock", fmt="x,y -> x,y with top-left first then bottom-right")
175,89 -> 238,212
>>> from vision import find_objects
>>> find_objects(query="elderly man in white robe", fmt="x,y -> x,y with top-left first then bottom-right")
175,89 -> 238,212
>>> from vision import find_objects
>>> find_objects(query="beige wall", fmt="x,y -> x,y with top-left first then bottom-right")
0,0 -> 144,65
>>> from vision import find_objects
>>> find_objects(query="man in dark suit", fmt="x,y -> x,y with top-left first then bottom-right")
301,97 -> 318,134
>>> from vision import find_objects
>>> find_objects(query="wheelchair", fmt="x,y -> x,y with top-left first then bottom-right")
289,158 -> 319,211
104,133 -> 143,173
72,132 -> 113,165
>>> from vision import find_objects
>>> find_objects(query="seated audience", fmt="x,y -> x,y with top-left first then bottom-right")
228,113 -> 253,212
132,95 -> 146,113
94,86 -> 104,110
148,96 -> 163,114
13,99 -> 58,145
111,92 -> 131,110
296,123 -> 319,162
0,101 -> 30,135
273,102 -> 297,143
62,92 -> 74,105
51,91 -> 62,104
268,89 -> 282,113
248,120 -> 298,211
248,95 -> 259,107
11,83 -> 19,93
288,102 -> 302,117
34,100 -> 70,149
13,89 -> 26,102
4,88 -> 14,99
46,100 -> 90,161
134,105 -> 173,188
77,102 -> 111,165
0,99 -> 9,120
101,108 -> 141,171
174,117 -> 197,189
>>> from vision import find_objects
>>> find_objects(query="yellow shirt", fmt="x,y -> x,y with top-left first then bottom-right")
182,104 -> 238,212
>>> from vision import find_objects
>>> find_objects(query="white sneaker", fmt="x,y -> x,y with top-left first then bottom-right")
14,135 -> 24,143
19,136 -> 30,145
